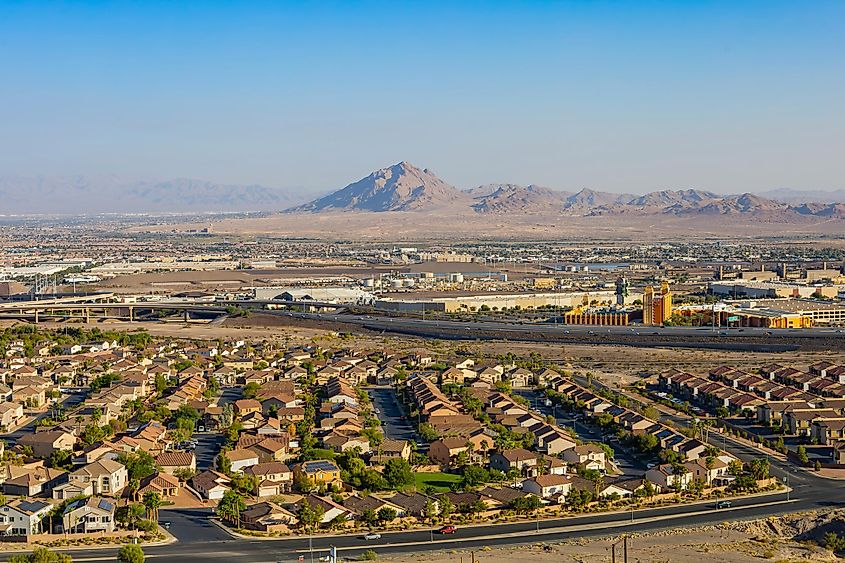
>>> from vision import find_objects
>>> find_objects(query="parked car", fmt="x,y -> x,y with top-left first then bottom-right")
364,533 -> 382,540
439,525 -> 457,534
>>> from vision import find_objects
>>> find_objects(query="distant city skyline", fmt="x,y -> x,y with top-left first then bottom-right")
0,1 -> 843,194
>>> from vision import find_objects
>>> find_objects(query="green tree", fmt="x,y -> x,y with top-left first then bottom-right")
50,449 -> 73,470
797,445 -> 810,466
360,508 -> 378,527
242,382 -> 260,399
383,458 -> 414,489
297,499 -> 325,532
750,458 -> 770,480
418,423 -> 439,442
217,490 -> 246,528
118,451 -> 156,482
510,495 -> 542,515
117,544 -> 145,563
460,465 -> 489,488
438,495 -> 453,520
377,507 -> 397,523
422,498 -> 438,524
8,547 -> 71,563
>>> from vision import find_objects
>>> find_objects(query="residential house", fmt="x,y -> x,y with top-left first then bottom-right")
61,497 -> 116,534
18,430 -> 76,458
0,499 -> 52,536
138,472 -> 180,498
562,444 -> 607,472
645,464 -> 693,492
295,494 -> 351,525
240,501 -> 297,532
244,462 -> 293,497
3,466 -> 66,497
294,460 -> 342,489
226,449 -> 260,473
54,459 -> 127,499
521,474 -> 572,499
155,451 -> 197,476
428,437 -> 470,465
191,470 -> 231,501
0,402 -> 23,429
489,448 -> 539,475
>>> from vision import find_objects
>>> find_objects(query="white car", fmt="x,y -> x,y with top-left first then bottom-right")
364,533 -> 382,540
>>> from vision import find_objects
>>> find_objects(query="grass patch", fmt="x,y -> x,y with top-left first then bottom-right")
414,472 -> 461,492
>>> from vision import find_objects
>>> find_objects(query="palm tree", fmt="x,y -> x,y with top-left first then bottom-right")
143,491 -> 162,523
128,478 -> 140,502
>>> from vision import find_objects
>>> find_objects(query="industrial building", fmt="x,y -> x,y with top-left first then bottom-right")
375,289 -> 642,313
710,281 -> 841,299
252,287 -> 375,304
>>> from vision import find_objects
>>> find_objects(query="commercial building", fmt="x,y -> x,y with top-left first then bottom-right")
643,282 -> 672,326
710,281 -> 840,299
729,299 -> 845,328
376,290 -> 641,313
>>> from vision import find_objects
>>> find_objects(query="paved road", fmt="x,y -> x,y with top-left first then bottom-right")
366,386 -> 418,443
193,432 -> 226,471
1,391 -> 87,444
272,311 -> 845,352
5,491 -> 816,563
515,389 -> 649,477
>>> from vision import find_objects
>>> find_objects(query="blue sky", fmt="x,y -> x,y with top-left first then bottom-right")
0,1 -> 843,194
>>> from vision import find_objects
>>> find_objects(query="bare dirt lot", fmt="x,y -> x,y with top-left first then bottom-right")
382,509 -> 845,563
138,210 -> 845,242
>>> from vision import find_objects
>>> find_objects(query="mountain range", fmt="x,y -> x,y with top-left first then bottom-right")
2,164 -> 844,219
0,175 -> 308,214
289,162 -> 845,219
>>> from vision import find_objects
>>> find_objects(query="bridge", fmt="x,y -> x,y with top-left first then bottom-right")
0,296 -> 347,323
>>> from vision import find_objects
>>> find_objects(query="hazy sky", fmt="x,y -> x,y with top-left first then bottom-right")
1,1 -> 843,194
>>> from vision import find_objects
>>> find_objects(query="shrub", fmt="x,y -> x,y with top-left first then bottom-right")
359,550 -> 378,561
118,544 -> 145,563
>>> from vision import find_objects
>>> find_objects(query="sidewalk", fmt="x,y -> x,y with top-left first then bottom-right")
0,527 -> 177,554
210,488 -> 792,543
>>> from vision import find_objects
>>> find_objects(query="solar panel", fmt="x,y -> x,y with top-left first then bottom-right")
18,500 -> 48,513
305,460 -> 337,471
98,499 -> 114,511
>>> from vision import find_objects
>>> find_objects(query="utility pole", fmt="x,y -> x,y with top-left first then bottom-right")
784,473 -> 789,501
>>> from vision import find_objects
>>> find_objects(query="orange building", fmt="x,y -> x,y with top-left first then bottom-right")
643,282 -> 672,326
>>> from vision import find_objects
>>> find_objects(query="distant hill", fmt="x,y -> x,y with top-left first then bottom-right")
562,189 -> 634,214
626,189 -> 720,209
759,188 -> 845,204
0,175 -> 306,214
292,161 -> 470,212
675,193 -> 787,216
469,184 -> 570,213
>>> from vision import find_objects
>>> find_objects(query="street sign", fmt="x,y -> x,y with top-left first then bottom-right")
727,316 -> 739,322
